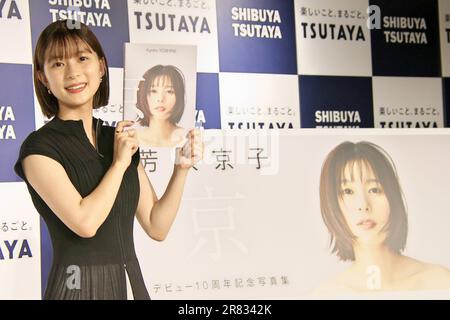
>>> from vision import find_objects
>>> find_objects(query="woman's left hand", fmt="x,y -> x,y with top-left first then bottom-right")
175,129 -> 204,170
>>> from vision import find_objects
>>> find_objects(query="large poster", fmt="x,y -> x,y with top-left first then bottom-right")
135,130 -> 450,299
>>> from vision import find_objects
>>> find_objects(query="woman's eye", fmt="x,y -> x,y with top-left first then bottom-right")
369,187 -> 382,194
166,89 -> 175,94
79,56 -> 88,61
53,62 -> 63,67
150,89 -> 157,94
342,188 -> 353,195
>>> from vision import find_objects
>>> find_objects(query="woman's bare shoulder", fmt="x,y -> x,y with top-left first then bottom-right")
401,256 -> 450,289
310,269 -> 353,298
418,263 -> 450,287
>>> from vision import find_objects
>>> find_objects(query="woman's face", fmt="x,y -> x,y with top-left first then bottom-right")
338,161 -> 390,245
41,39 -> 105,111
146,75 -> 176,121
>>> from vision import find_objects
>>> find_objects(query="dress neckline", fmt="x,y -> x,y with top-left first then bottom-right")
50,115 -> 105,157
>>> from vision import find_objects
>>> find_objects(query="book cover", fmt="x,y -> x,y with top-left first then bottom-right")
123,43 -> 197,148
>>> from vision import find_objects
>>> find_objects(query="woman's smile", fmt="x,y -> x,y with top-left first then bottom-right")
65,82 -> 87,93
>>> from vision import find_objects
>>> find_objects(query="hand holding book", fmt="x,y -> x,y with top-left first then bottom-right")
175,128 -> 203,169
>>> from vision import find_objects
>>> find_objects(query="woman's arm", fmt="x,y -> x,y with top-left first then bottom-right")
23,155 -> 129,238
135,129 -> 203,241
135,162 -> 188,241
22,120 -> 138,238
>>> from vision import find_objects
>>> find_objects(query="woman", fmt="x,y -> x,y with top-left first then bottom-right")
316,141 -> 450,296
13,20 -> 202,299
135,65 -> 187,147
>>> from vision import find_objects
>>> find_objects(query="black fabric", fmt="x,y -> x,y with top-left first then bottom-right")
14,116 -> 150,300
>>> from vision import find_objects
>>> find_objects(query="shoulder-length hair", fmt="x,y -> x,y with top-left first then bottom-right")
136,65 -> 185,126
34,19 -> 109,118
319,141 -> 408,261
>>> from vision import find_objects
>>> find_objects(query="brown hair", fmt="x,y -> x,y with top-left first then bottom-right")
319,141 -> 408,261
34,19 -> 109,118
136,65 -> 185,126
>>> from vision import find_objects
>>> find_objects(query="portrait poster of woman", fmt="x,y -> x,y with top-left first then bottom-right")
312,139 -> 450,298
123,43 -> 197,148
129,132 -> 450,300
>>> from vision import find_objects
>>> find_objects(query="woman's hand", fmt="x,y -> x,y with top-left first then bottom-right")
112,120 -> 139,171
175,129 -> 204,170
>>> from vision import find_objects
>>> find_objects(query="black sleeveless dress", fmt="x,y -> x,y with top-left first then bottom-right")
14,116 -> 150,300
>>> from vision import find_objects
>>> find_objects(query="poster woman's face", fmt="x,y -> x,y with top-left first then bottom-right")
338,161 -> 390,245
146,75 -> 177,121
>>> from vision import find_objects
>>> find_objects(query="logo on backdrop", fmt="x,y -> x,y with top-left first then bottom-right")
294,0 -> 372,77
370,0 -> 440,76
217,0 -> 297,74
299,76 -> 374,128
127,0 -> 219,73
314,110 -> 362,128
0,0 -> 22,19
372,77 -> 444,129
0,220 -> 34,260
132,5 -> 211,33
219,73 -> 300,130
0,106 -> 16,140
47,0 -> 112,27
0,239 -> 32,260
297,4 -> 367,42
29,0 -> 129,67
226,106 -> 295,129
299,22 -> 365,41
0,64 -> 35,183
382,16 -> 427,44
377,108 -> 439,128
231,7 -> 282,39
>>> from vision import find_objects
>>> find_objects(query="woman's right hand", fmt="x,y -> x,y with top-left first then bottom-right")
112,120 -> 139,171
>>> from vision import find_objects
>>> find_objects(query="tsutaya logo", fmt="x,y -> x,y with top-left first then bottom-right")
228,121 -> 294,130
231,7 -> 282,39
379,119 -> 438,128
0,105 -> 16,140
383,16 -> 428,44
300,23 -> 365,41
297,3 -> 367,42
48,0 -> 112,27
0,239 -> 32,260
133,5 -> 211,34
0,0 -> 22,19
300,8 -> 366,43
315,110 -> 361,128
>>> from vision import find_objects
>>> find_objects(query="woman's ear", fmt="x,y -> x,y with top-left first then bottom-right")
36,70 -> 49,87
99,58 -> 106,77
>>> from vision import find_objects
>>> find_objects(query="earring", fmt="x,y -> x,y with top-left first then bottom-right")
100,77 -> 103,83
47,88 -> 52,95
